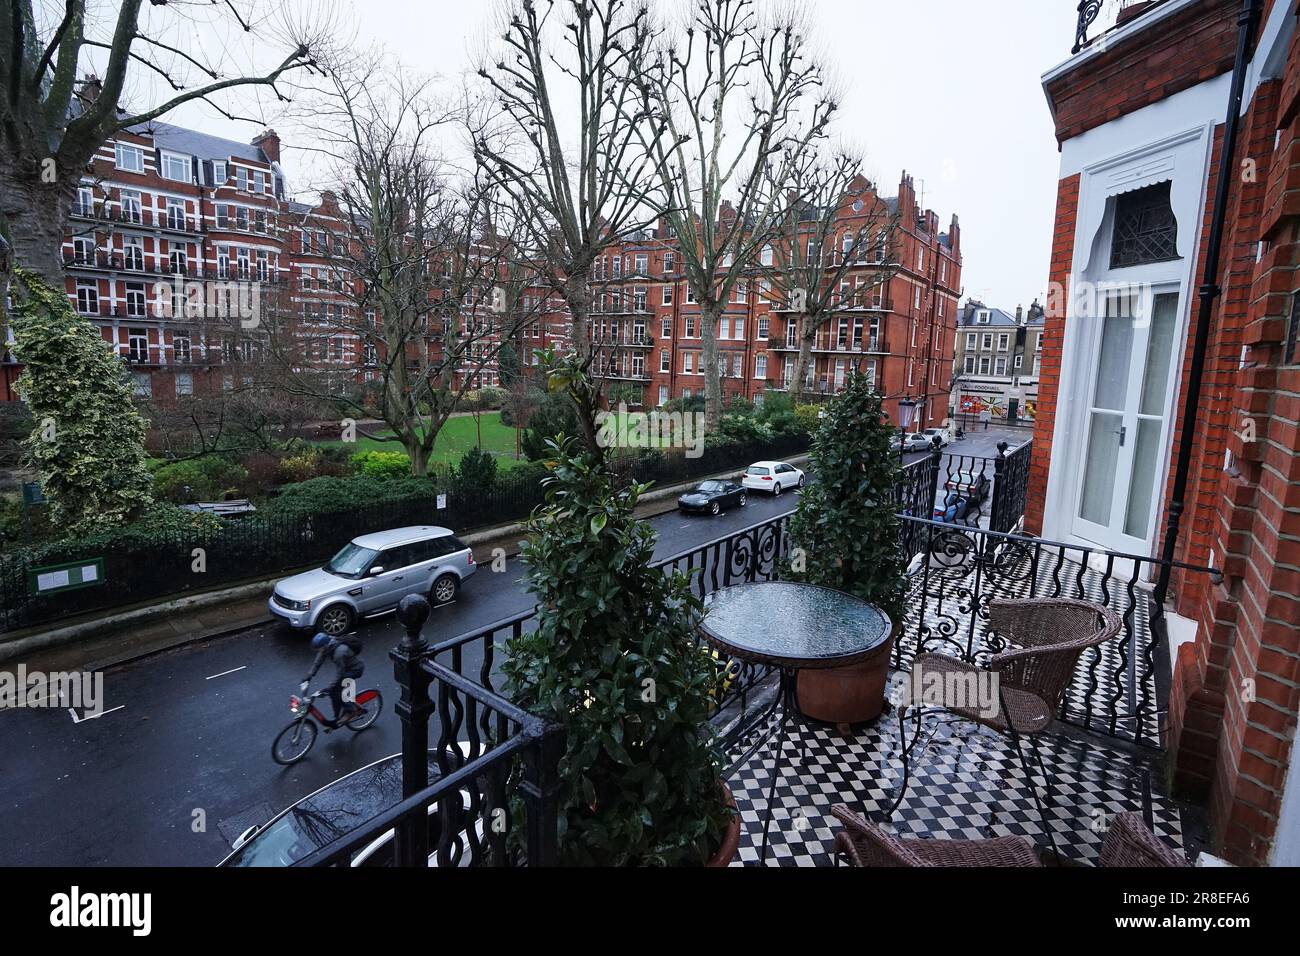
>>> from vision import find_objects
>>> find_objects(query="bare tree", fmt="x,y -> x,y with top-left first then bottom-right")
764,152 -> 899,403
262,62 -> 542,476
0,0 -> 334,283
473,0 -> 667,375
636,0 -> 835,427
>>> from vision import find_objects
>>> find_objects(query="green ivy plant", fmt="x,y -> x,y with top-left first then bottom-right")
502,354 -> 731,865
783,368 -> 907,625
10,268 -> 154,535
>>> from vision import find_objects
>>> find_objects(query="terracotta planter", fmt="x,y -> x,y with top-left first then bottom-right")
705,781 -> 742,867
795,626 -> 896,725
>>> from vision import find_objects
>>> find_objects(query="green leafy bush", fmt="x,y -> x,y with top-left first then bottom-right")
662,394 -> 705,415
712,413 -> 773,444
351,449 -> 412,479
522,390 -> 580,461
9,269 -> 154,534
756,390 -> 794,420
20,503 -> 223,563
463,387 -> 508,411
783,370 -> 905,623
503,437 -> 731,865
264,475 -> 437,519
793,403 -> 823,435
277,448 -> 327,483
152,457 -> 249,503
454,446 -> 498,490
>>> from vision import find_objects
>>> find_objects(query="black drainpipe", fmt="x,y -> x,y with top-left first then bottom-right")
1153,0 -> 1261,611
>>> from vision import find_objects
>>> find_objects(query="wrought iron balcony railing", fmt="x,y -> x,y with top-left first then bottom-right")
1074,1 -> 1165,54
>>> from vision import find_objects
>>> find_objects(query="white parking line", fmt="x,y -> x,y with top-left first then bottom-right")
206,666 -> 247,681
68,705 -> 124,723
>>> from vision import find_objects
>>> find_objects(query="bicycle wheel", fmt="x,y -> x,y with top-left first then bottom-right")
272,719 -> 318,764
346,690 -> 383,732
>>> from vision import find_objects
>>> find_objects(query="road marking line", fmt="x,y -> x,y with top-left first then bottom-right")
68,705 -> 124,723
206,666 -> 247,681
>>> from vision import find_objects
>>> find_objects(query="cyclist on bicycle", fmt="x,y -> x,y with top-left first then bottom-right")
302,632 -> 365,726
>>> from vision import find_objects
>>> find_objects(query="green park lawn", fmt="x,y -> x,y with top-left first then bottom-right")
315,411 -> 527,471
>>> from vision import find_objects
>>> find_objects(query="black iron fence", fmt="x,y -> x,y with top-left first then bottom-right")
899,437 -> 1031,536
895,517 -> 1219,748
295,601 -> 563,868
421,480 -> 1218,757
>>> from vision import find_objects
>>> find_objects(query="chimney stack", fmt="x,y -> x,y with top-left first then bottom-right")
252,129 -> 281,164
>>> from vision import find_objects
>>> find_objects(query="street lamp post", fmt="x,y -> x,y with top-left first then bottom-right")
897,396 -> 918,464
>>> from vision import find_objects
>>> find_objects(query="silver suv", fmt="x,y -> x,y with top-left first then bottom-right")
269,526 -> 476,636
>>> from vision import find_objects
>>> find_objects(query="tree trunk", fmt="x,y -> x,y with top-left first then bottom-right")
564,272 -> 592,360
0,154 -> 75,286
792,312 -> 814,405
700,303 -> 722,429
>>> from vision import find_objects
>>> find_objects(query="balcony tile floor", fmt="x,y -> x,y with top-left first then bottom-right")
723,698 -> 1201,867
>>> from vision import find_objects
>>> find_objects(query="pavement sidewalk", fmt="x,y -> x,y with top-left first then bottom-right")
8,454 -> 809,674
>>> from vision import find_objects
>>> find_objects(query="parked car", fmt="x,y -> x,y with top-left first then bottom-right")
219,748 -> 474,867
269,526 -> 476,636
933,491 -> 982,525
742,461 -> 805,496
943,471 -> 991,501
678,479 -> 747,515
921,426 -> 952,447
889,433 -> 932,454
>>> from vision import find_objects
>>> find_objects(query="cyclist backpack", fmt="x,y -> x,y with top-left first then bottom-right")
337,634 -> 363,656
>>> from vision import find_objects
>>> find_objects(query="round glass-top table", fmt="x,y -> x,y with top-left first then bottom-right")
699,581 -> 893,863
700,581 -> 892,669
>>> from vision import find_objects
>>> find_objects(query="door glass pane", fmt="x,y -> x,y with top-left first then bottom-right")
1079,412 -> 1122,524
1124,418 -> 1163,537
1139,294 -> 1178,416
1093,305 -> 1134,411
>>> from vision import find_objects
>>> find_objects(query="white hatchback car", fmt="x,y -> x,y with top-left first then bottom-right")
742,460 -> 805,496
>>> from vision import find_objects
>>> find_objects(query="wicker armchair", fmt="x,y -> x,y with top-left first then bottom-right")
1098,812 -> 1188,867
831,804 -> 1042,867
884,598 -> 1124,860
830,806 -> 1186,868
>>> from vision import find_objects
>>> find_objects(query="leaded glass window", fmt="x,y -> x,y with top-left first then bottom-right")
1110,182 -> 1179,269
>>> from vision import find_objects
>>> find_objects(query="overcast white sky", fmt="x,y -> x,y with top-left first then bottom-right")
146,0 -> 1081,311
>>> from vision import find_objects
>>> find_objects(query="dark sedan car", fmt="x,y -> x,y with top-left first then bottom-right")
677,479 -> 747,515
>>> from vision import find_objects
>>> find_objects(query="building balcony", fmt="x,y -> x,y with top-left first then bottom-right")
303,458 -> 1220,867
70,204 -> 205,235
599,370 -> 651,381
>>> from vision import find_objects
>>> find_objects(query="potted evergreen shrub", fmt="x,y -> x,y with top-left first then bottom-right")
782,367 -> 907,725
502,355 -> 737,865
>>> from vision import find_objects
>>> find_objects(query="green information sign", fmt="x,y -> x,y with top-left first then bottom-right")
27,558 -> 106,596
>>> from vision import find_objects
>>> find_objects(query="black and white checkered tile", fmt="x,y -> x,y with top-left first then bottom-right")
724,703 -> 1186,867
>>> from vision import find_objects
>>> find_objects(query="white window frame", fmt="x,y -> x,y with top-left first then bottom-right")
161,151 -> 192,183
115,143 -> 144,173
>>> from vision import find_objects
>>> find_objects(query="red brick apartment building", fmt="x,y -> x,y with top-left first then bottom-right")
1032,0 -> 1300,864
0,119 -> 296,403
0,118 -> 475,404
525,172 -> 962,428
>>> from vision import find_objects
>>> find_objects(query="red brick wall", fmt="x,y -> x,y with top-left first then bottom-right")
1046,0 -> 1242,144
1161,59 -> 1300,865
1040,0 -> 1300,864
1024,173 -> 1079,536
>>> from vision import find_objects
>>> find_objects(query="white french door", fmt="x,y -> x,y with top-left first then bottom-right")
1072,287 -> 1180,551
